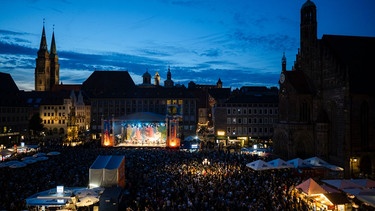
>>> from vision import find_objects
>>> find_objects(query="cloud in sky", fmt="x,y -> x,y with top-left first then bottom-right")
0,0 -> 375,91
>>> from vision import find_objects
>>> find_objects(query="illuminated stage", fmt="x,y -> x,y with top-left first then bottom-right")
114,122 -> 167,147
102,112 -> 178,147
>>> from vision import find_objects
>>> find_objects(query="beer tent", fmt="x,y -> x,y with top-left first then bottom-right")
246,159 -> 273,171
89,155 -> 125,189
287,158 -> 311,168
267,158 -> 294,169
296,178 -> 327,196
295,178 -> 352,210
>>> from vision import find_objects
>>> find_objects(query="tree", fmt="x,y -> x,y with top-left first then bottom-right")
28,113 -> 44,137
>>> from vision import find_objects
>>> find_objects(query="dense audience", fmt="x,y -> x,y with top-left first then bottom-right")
0,141 -> 370,210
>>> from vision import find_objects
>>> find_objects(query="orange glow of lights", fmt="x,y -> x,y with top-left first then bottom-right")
217,131 -> 225,136
103,130 -> 111,146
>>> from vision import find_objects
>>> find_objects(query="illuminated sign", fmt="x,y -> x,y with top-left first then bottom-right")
56,185 -> 64,194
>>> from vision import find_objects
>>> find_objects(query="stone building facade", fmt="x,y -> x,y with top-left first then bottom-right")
273,0 -> 375,178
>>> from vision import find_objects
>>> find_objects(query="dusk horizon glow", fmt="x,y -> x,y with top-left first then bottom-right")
1,0 -> 374,91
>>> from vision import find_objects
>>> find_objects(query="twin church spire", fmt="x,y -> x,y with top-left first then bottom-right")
35,19 -> 60,91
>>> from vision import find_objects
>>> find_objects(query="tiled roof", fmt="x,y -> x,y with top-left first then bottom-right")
0,72 -> 19,93
82,70 -> 136,98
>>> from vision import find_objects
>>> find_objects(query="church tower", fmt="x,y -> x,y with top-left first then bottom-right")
154,72 -> 160,86
299,0 -> 318,81
300,0 -> 317,53
164,66 -> 174,87
281,52 -> 287,72
142,69 -> 151,85
35,21 -> 59,91
216,78 -> 222,88
49,27 -> 60,88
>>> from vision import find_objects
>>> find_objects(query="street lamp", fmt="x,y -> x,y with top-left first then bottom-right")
351,157 -> 357,178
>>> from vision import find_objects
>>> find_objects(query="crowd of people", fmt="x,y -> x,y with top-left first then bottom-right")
0,141 -> 352,210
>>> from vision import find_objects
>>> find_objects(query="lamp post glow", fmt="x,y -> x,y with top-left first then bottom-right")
350,157 -> 357,178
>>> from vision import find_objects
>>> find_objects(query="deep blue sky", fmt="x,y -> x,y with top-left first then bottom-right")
1,0 -> 375,91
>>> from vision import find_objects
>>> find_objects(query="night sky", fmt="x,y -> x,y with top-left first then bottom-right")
1,0 -> 374,91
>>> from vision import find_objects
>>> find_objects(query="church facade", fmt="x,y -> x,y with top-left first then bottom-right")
273,0 -> 375,178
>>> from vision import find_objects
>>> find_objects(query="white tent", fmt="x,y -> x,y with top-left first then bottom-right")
246,160 -> 273,171
342,188 -> 375,196
350,179 -> 375,188
89,155 -> 125,188
303,156 -> 329,167
321,179 -> 364,190
356,195 -> 375,207
295,178 -> 327,195
324,164 -> 344,171
304,157 -> 344,171
76,196 -> 100,207
267,158 -> 294,169
287,158 -> 310,168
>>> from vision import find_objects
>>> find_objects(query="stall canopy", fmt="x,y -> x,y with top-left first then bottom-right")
287,158 -> 310,168
295,178 -> 327,195
246,160 -> 273,171
321,179 -> 364,190
89,155 -> 125,189
350,178 -> 375,188
303,156 -> 329,167
356,195 -> 375,208
267,158 -> 294,169
304,156 -> 344,171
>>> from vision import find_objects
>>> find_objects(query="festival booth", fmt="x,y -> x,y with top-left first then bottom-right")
0,142 -> 39,161
321,179 -> 375,209
89,155 -> 126,189
102,112 -> 168,147
246,159 -> 273,171
246,158 -> 294,171
267,158 -> 294,169
0,148 -> 15,161
295,178 -> 352,211
25,186 -> 104,210
304,156 -> 344,178
287,157 -> 344,179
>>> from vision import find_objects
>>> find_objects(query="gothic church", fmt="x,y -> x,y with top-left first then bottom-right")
274,0 -> 375,178
35,23 -> 60,91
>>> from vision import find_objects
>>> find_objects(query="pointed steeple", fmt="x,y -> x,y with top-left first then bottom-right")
49,24 -> 60,88
216,78 -> 222,88
282,52 -> 287,72
164,66 -> 174,87
167,66 -> 172,80
50,25 -> 57,55
38,19 -> 48,53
